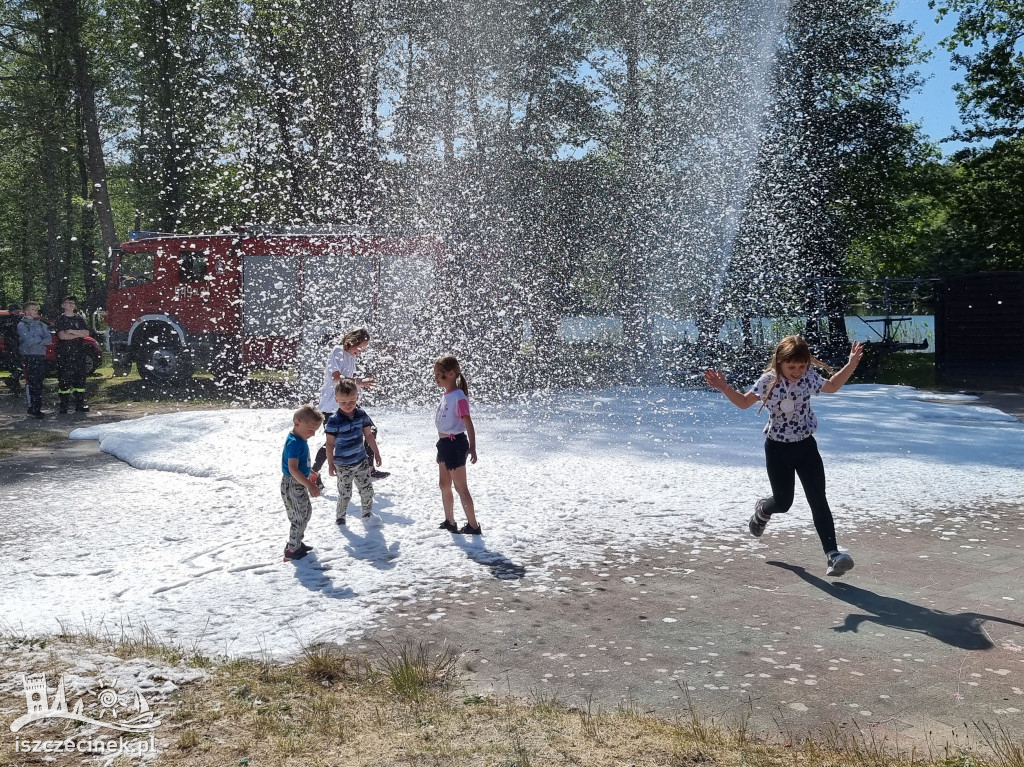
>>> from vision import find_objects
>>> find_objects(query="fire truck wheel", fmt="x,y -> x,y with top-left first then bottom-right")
138,343 -> 192,384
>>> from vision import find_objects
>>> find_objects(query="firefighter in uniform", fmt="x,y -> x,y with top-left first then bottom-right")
55,295 -> 90,413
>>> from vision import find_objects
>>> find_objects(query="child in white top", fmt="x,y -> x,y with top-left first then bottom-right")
433,354 -> 480,535
704,335 -> 863,577
312,328 -> 389,481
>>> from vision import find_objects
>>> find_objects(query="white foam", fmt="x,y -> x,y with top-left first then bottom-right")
0,385 -> 1018,657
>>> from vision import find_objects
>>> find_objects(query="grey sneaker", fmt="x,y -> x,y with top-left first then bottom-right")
826,551 -> 855,577
748,499 -> 771,538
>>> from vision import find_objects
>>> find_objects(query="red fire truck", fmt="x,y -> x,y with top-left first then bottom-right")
106,227 -> 438,382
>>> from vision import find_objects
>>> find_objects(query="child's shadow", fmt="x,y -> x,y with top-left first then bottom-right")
319,489 -> 416,525
337,522 -> 401,571
767,561 -> 1024,650
372,497 -> 416,525
290,552 -> 356,599
450,536 -> 527,581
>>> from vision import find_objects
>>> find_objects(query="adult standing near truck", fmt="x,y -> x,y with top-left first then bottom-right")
17,301 -> 50,419
55,295 -> 90,413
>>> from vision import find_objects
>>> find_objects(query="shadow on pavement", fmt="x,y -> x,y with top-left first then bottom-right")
768,560 -> 1024,650
338,520 -> 401,571
451,536 -> 527,580
290,552 -> 357,599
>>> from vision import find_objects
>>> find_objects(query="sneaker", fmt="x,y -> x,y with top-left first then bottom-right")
283,544 -> 309,561
748,499 -> 771,538
458,523 -> 482,535
826,551 -> 855,577
336,515 -> 346,526
28,408 -> 44,420
361,510 -> 373,518
370,469 -> 391,480
296,542 -> 313,556
438,519 -> 458,533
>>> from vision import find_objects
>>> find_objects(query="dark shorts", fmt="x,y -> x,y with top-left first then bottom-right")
436,433 -> 470,471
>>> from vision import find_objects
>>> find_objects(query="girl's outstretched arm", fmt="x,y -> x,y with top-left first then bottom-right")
704,369 -> 759,409
822,341 -> 864,393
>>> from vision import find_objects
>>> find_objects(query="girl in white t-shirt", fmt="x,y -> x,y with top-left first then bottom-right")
433,354 -> 480,535
312,329 -> 389,481
704,335 -> 863,577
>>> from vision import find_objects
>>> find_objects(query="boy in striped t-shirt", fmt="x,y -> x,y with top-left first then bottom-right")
325,378 -> 383,525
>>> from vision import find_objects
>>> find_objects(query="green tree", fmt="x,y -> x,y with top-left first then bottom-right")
729,0 -> 924,354
931,0 -> 1024,141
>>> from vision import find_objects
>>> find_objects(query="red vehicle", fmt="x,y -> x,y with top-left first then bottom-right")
106,227 -> 439,383
0,310 -> 104,390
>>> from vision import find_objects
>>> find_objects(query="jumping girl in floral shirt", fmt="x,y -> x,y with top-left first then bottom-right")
705,335 -> 863,576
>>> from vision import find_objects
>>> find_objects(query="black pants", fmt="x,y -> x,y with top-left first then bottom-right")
23,355 -> 46,410
57,346 -> 86,395
312,412 -> 377,474
762,436 -> 838,554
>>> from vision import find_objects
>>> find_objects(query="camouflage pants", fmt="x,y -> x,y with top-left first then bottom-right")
281,475 -> 312,549
336,458 -> 374,520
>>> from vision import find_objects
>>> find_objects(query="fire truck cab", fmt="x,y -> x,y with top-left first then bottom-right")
106,227 -> 437,383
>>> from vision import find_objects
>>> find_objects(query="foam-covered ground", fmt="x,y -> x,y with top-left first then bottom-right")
2,385 -> 1021,656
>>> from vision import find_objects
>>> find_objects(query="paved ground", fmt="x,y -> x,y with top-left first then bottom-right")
2,386 -> 1022,751
370,390 -> 1024,748
372,503 -> 1024,749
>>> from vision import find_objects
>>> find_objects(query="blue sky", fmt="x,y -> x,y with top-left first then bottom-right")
894,0 -> 973,154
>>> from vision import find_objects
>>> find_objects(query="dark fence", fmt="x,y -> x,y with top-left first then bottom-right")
935,272 -> 1024,387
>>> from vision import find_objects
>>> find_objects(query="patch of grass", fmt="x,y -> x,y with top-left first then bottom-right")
93,373 -> 234,407
4,631 -> 1022,767
297,641 -> 350,686
856,351 -> 936,387
373,639 -> 457,702
175,728 -> 202,751
0,428 -> 66,456
53,617 -> 213,668
977,724 -> 1024,767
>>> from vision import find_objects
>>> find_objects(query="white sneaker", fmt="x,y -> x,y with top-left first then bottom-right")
362,513 -> 382,527
826,551 -> 855,577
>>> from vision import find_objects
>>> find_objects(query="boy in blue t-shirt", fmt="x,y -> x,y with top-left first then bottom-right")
325,379 -> 382,525
281,405 -> 323,560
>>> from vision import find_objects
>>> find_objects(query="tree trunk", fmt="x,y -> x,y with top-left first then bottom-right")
59,0 -> 117,303
75,111 -> 101,311
42,144 -> 65,317
19,194 -> 34,303
151,0 -> 182,232
333,0 -> 367,220
617,1 -> 650,372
